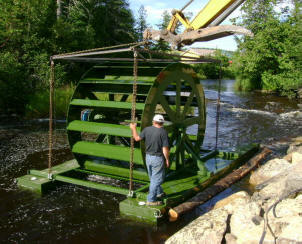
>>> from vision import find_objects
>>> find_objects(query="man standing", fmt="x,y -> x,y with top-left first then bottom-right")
130,114 -> 170,206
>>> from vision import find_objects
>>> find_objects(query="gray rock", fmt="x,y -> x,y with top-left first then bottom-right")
214,191 -> 250,210
255,162 -> 302,201
282,153 -> 292,162
249,158 -> 291,186
287,143 -> 302,154
267,197 -> 302,243
165,208 -> 228,244
225,233 -> 237,244
292,152 -> 302,164
229,201 -> 273,244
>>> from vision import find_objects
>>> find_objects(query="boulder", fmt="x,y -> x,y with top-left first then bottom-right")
214,191 -> 250,210
249,158 -> 291,185
228,201 -> 275,244
292,152 -> 302,164
265,197 -> 302,243
282,153 -> 292,162
287,142 -> 302,154
165,208 -> 228,244
255,162 -> 302,201
225,233 -> 237,244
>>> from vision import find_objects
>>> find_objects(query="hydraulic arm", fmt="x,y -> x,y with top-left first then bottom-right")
144,0 -> 252,49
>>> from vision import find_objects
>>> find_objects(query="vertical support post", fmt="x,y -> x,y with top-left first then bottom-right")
48,59 -> 55,180
129,49 -> 138,197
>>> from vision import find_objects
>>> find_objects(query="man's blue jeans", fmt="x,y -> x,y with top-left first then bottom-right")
146,154 -> 165,202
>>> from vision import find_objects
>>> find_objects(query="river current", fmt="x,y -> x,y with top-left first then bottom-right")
0,80 -> 301,243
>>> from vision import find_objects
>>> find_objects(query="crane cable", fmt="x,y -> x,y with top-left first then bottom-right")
128,49 -> 138,197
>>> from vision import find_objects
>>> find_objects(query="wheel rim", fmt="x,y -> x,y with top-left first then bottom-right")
141,63 -> 206,169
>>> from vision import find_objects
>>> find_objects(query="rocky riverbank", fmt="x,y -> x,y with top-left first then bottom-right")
166,137 -> 302,244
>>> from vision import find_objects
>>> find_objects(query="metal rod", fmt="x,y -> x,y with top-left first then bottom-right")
51,41 -> 147,60
52,47 -> 133,60
60,57 -> 219,64
54,175 -> 130,196
181,0 -> 194,11
48,60 -> 55,179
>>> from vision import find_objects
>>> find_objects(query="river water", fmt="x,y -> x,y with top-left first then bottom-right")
0,80 -> 301,243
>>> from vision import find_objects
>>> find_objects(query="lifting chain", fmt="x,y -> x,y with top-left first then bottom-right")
215,62 -> 222,151
129,49 -> 138,196
48,60 -> 55,180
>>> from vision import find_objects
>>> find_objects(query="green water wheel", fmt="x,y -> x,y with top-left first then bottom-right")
66,62 -> 206,181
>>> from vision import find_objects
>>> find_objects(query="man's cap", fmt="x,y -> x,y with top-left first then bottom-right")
153,114 -> 165,123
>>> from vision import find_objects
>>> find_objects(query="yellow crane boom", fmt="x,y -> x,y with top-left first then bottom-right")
144,0 -> 252,49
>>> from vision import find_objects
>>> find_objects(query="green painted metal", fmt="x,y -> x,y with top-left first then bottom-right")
70,99 -> 145,110
17,174 -> 54,194
82,77 -> 154,83
83,160 -> 149,182
27,160 -> 80,179
17,144 -> 259,224
17,60 -> 261,225
72,141 -> 144,165
55,175 -> 130,195
120,198 -> 165,224
140,63 -> 206,171
74,168 -> 147,184
67,120 -> 140,137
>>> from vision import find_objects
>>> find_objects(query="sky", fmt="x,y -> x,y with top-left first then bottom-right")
128,0 -> 243,51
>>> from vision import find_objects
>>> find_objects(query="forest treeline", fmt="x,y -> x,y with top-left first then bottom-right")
0,0 -> 301,116
232,0 -> 301,98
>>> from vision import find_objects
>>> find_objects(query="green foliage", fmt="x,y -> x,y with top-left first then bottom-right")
0,0 -> 137,115
25,85 -> 74,118
233,0 -> 302,97
0,52 -> 28,114
152,11 -> 171,51
135,5 -> 149,42
194,50 -> 235,79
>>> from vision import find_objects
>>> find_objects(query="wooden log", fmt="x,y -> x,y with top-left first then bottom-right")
168,147 -> 272,221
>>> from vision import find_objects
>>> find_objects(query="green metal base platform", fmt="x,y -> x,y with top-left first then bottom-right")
17,144 -> 259,224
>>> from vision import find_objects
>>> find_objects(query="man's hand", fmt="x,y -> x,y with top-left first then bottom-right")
130,122 -> 137,130
163,146 -> 170,168
130,123 -> 141,141
165,160 -> 170,168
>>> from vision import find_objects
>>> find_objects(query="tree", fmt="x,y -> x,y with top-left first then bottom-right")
194,50 -> 234,79
0,0 -> 137,114
152,10 -> 171,50
135,5 -> 148,42
232,0 -> 302,97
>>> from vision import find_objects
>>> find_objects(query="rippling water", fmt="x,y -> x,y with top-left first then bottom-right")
0,80 -> 301,243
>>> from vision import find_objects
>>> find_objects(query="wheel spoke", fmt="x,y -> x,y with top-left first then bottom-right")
183,116 -> 201,127
159,95 -> 177,122
182,91 -> 194,119
175,80 -> 181,116
164,124 -> 174,133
